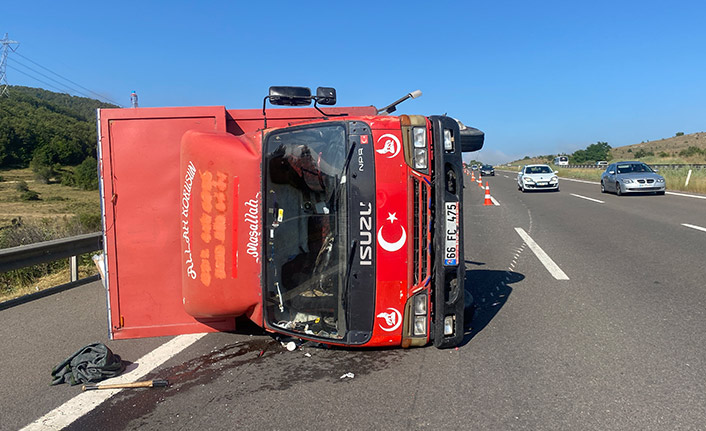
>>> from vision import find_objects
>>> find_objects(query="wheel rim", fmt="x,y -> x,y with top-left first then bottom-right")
600,181 -> 605,192
616,182 -> 621,195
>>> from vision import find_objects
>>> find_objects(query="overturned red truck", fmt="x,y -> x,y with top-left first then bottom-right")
97,87 -> 483,348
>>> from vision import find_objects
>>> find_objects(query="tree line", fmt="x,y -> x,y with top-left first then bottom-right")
0,86 -> 117,189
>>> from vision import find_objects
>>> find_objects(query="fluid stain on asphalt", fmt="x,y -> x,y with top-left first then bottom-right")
67,336 -> 406,431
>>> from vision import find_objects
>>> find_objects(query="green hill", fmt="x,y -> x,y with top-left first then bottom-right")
509,132 -> 706,166
0,86 -> 117,168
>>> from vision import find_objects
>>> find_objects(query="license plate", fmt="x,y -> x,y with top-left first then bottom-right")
537,182 -> 547,186
444,202 -> 459,266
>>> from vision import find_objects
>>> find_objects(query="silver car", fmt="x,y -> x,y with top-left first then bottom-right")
600,161 -> 665,195
517,164 -> 559,192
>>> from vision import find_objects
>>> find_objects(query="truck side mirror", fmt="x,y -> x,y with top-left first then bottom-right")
316,87 -> 337,105
458,127 -> 484,152
268,86 -> 312,106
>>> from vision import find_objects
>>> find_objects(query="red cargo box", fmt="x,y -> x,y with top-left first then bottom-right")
98,106 -> 236,339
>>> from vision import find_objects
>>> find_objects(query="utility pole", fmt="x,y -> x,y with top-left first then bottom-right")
0,33 -> 20,97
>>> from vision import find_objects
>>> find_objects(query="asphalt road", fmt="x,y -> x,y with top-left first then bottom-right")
2,171 -> 705,430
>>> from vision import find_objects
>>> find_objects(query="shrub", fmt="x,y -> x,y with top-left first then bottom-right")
76,212 -> 102,231
20,190 -> 40,201
14,180 -> 29,192
634,149 -> 654,158
659,152 -> 669,158
676,132 -> 684,137
32,165 -> 55,184
679,146 -> 704,158
73,157 -> 99,190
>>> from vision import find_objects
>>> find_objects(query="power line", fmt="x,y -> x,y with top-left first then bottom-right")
6,63 -> 75,95
9,59 -> 103,101
13,51 -> 123,106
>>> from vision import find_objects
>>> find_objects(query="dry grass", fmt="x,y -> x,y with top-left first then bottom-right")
0,168 -> 100,229
611,132 -> 706,162
0,264 -> 98,302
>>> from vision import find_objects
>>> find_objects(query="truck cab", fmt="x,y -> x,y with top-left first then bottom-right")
98,87 -> 483,348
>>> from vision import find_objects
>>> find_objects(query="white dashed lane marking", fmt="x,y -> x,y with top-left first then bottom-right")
682,223 -> 706,233
570,193 -> 604,204
514,227 -> 570,280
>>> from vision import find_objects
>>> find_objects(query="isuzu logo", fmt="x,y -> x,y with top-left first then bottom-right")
377,308 -> 402,332
376,134 -> 401,158
359,202 -> 373,266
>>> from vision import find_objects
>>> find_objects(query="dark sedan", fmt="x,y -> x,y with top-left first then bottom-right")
480,164 -> 495,176
600,161 -> 665,195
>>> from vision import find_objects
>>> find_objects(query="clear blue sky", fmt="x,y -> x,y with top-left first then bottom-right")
4,0 -> 705,164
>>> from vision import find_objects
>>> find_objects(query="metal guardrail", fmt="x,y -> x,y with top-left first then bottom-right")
0,232 -> 103,276
0,232 -> 103,310
568,164 -> 706,170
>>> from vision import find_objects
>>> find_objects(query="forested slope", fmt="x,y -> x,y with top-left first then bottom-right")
0,86 -> 117,167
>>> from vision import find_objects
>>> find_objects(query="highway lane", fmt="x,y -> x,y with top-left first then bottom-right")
1,171 -> 705,430
462,172 -> 706,429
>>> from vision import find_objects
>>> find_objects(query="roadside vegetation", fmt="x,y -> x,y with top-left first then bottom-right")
0,86 -> 109,300
0,168 -> 101,301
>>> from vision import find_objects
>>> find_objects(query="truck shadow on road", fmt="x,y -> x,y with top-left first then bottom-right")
460,268 -> 524,347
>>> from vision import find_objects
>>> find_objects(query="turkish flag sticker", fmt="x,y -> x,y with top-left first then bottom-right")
361,135 -> 368,144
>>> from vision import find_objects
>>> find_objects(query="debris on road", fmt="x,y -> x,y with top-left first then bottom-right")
340,372 -> 355,379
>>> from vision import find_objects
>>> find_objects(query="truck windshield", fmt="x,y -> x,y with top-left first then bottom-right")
263,123 -> 349,340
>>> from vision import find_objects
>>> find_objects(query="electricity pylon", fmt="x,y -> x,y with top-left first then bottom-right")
0,33 -> 20,97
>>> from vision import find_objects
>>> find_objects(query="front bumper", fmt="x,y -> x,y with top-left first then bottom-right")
623,184 -> 665,193
523,182 -> 558,190
429,116 -> 465,348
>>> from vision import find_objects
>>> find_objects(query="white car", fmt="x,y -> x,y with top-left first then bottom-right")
517,164 -> 559,192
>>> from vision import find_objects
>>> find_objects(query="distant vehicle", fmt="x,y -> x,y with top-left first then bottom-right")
553,156 -> 569,166
480,164 -> 495,176
471,164 -> 478,170
517,164 -> 559,192
600,161 -> 665,195
596,160 -> 608,166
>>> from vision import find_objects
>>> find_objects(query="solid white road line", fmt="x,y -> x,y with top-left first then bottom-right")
667,191 -> 706,200
21,333 -> 207,431
570,193 -> 604,204
514,228 -> 570,280
682,223 -> 706,233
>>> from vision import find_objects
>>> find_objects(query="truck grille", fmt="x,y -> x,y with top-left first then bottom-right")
412,176 -> 431,287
